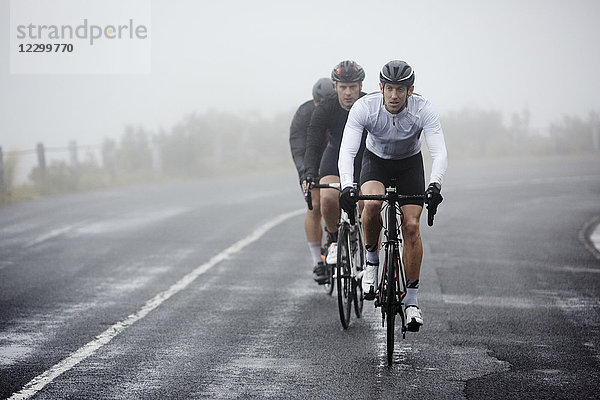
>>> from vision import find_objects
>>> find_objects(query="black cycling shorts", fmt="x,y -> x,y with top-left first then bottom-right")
318,144 -> 363,183
360,149 -> 425,206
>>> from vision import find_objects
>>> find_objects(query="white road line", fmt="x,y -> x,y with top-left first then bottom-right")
25,226 -> 75,248
8,208 -> 304,400
591,223 -> 600,255
579,215 -> 600,261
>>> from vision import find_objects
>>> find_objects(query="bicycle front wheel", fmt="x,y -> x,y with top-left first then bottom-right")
337,222 -> 352,329
321,244 -> 334,295
386,246 -> 397,366
351,223 -> 365,318
323,263 -> 334,295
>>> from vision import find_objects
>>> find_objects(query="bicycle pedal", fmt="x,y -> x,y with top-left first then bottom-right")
406,321 -> 421,332
364,290 -> 376,301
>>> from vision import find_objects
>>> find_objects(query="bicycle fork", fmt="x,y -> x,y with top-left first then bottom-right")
375,242 -> 408,338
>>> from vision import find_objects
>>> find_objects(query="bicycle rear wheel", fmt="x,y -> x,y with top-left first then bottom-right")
336,222 -> 352,329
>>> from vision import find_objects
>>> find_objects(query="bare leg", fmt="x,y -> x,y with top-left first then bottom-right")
400,204 -> 423,281
360,180 -> 385,247
304,187 -> 322,243
319,175 -> 341,235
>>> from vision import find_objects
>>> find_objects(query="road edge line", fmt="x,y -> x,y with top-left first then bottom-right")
8,208 -> 304,400
579,215 -> 600,261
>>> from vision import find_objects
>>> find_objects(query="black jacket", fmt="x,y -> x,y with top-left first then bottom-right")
289,100 -> 315,179
303,92 -> 366,178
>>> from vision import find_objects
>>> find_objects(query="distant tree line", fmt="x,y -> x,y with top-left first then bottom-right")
443,108 -> 600,159
111,107 -> 599,180
103,110 -> 294,180
1,106 -> 598,202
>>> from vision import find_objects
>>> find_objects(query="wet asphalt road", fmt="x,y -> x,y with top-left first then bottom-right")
1,156 -> 599,399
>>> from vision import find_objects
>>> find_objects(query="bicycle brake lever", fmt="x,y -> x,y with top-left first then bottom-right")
305,190 -> 313,210
427,204 -> 436,226
304,182 -> 313,211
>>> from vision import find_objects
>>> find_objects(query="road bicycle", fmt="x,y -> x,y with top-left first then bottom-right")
305,181 -> 365,328
358,186 -> 435,366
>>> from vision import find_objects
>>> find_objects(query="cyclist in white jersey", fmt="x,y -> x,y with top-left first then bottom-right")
338,60 -> 448,331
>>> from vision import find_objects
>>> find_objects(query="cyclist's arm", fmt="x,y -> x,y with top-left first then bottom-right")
303,100 -> 331,178
421,101 -> 448,186
339,99 -> 368,189
289,101 -> 314,179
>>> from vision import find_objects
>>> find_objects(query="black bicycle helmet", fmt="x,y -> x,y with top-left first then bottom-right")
331,60 -> 365,82
379,60 -> 415,87
312,77 -> 335,103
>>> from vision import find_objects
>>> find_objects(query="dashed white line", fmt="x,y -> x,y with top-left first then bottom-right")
8,208 -> 304,400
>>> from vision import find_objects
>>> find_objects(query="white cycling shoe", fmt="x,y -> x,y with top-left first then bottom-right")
405,305 -> 423,332
325,242 -> 337,264
362,262 -> 378,300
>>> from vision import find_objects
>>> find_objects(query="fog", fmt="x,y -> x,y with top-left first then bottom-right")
1,0 -> 600,151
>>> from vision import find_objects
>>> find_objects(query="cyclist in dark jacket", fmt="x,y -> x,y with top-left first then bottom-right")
302,60 -> 368,283
289,77 -> 335,279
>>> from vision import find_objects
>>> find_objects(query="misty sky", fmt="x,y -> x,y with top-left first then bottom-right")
1,0 -> 600,151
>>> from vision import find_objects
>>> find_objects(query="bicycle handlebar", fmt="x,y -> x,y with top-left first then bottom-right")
303,182 -> 341,210
304,184 -> 437,226
357,192 -> 436,226
356,194 -> 424,201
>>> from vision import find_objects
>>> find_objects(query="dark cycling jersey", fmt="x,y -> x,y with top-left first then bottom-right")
289,100 -> 317,180
303,92 -> 367,179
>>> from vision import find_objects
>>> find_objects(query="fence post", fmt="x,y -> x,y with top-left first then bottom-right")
36,142 -> 46,172
69,140 -> 78,167
36,142 -> 47,193
0,146 -> 5,193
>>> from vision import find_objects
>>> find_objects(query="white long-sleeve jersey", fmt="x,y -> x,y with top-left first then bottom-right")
338,92 -> 448,189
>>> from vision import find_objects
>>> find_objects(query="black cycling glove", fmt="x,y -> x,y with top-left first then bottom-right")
339,187 -> 358,221
301,175 -> 315,192
425,183 -> 443,210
